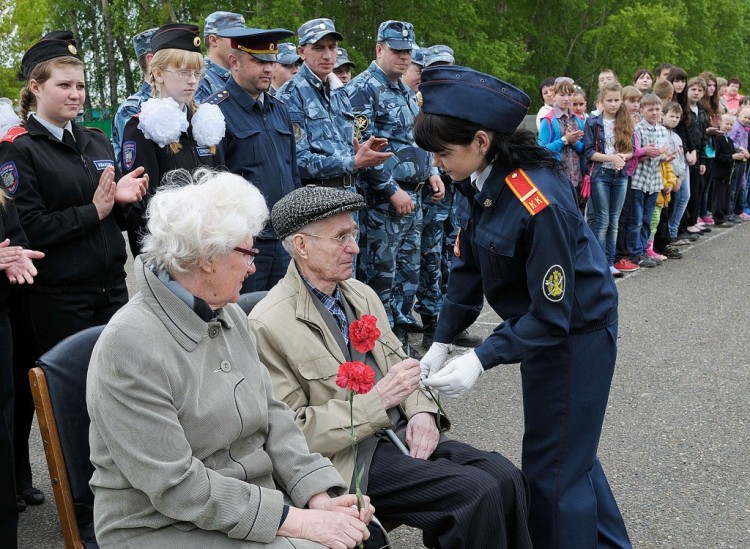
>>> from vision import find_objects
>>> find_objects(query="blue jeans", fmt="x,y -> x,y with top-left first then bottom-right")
668,171 -> 690,238
589,168 -> 627,265
625,189 -> 658,256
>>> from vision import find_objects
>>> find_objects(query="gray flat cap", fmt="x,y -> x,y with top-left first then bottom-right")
272,186 -> 365,239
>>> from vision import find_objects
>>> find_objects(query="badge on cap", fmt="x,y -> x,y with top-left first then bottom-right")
402,29 -> 408,37
193,36 -> 201,48
68,44 -> 77,55
415,91 -> 423,107
542,265 -> 565,302
319,24 -> 325,29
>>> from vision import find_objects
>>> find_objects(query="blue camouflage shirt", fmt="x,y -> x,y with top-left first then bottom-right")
277,63 -> 393,194
195,57 -> 231,103
347,61 -> 435,187
112,81 -> 151,167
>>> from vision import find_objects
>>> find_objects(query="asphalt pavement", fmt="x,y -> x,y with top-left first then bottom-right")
17,222 -> 750,548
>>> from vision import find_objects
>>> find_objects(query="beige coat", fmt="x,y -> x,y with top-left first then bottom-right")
250,262 -> 440,484
87,257 -> 346,548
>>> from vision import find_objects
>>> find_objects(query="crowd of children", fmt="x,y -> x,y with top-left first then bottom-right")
537,65 -> 750,276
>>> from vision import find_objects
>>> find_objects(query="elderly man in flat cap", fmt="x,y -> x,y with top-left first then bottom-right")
249,186 -> 532,549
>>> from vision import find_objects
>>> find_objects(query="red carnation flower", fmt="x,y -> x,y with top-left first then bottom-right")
336,361 -> 375,395
349,314 -> 381,354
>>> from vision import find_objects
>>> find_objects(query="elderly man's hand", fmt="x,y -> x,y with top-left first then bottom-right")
376,358 -> 421,409
406,412 -> 439,459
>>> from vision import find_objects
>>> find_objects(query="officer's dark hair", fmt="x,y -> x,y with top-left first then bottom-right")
19,56 -> 84,124
414,112 -> 559,171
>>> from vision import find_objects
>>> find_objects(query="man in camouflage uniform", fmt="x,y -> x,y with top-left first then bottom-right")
333,48 -> 355,85
278,18 -> 391,193
347,21 -> 444,353
269,43 -> 301,96
414,45 -> 482,349
195,11 -> 245,102
401,47 -> 425,93
112,27 -> 156,168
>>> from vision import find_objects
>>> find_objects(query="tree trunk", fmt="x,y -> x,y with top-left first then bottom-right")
116,35 -> 135,97
101,0 -> 118,105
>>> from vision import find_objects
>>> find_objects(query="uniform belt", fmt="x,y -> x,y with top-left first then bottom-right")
396,180 -> 425,192
570,308 -> 618,334
302,174 -> 354,188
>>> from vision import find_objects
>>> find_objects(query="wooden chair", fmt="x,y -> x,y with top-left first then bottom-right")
29,325 -> 105,549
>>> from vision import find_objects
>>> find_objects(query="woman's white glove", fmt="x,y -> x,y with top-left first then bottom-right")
421,350 -> 483,398
419,342 -> 451,380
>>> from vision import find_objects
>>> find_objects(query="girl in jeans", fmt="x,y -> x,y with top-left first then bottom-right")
584,83 -> 635,277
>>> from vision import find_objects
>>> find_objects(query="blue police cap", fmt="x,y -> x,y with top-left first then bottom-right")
219,27 -> 294,62
277,42 -> 301,65
377,21 -> 416,50
132,27 -> 157,59
411,47 -> 426,67
298,18 -> 343,46
204,11 -> 245,36
334,48 -> 355,69
419,65 -> 530,135
424,45 -> 454,67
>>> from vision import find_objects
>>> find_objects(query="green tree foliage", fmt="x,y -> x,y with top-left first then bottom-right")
1,0 -> 750,113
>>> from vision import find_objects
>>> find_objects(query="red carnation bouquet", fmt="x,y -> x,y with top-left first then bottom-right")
348,315 -> 445,428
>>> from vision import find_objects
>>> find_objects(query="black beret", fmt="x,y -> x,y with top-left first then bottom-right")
20,31 -> 80,80
272,186 -> 366,240
151,23 -> 202,54
419,65 -> 530,135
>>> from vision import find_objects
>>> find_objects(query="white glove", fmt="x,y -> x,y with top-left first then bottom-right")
419,342 -> 451,380
421,350 -> 483,398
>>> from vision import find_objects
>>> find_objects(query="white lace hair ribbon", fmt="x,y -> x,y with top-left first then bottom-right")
137,97 -> 188,148
191,103 -> 226,147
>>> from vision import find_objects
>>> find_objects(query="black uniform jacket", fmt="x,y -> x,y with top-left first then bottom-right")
0,117 -> 128,291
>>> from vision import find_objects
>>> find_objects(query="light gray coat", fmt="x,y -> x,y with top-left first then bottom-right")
87,257 -> 346,548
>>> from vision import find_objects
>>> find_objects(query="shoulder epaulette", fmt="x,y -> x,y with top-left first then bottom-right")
0,126 -> 28,143
84,126 -> 105,135
504,168 -> 550,216
206,90 -> 230,105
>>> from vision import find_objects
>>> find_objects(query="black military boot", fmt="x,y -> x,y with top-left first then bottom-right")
421,314 -> 438,348
393,324 -> 421,359
453,328 -> 482,348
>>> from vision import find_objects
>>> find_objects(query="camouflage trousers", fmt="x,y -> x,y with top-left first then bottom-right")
360,192 -> 422,327
442,188 -> 459,295
415,191 -> 452,317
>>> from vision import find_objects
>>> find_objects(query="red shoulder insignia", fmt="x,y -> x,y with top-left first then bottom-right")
0,127 -> 28,143
505,168 -> 550,216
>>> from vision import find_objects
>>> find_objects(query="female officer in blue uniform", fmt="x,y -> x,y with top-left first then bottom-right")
416,66 -> 632,549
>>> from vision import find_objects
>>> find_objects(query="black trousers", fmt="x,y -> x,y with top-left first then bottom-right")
0,318 -> 18,548
11,280 -> 127,489
367,438 -> 532,549
712,176 -> 732,223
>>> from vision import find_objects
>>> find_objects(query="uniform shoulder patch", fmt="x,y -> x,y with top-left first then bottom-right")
0,127 -> 28,143
542,265 -> 565,302
0,161 -> 20,195
123,141 -> 136,171
504,168 -> 550,216
354,113 -> 369,141
206,90 -> 230,105
292,122 -> 303,143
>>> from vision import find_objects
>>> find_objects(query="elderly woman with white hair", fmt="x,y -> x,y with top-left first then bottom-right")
86,169 -> 374,549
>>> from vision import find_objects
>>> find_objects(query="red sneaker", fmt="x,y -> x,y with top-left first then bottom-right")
613,258 -> 640,272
